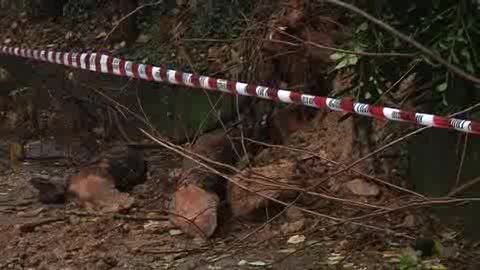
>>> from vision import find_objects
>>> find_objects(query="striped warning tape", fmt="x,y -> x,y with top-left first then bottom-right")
1,45 -> 479,134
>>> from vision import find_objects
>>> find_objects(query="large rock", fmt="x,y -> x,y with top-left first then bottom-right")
228,159 -> 298,218
67,165 -> 134,213
181,130 -> 237,174
29,175 -> 68,204
169,184 -> 219,239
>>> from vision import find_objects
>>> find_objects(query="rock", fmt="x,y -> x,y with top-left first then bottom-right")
181,130 -> 237,174
29,176 -> 68,204
67,165 -> 134,213
177,130 -> 239,205
169,184 -> 219,239
228,160 -> 297,218
344,178 -> 380,197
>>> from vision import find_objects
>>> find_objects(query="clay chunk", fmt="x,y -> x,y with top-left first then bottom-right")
169,184 -> 219,239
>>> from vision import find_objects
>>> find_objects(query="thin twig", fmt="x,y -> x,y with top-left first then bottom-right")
448,175 -> 480,197
309,100 -> 480,191
135,84 -> 159,137
268,37 -> 417,58
234,137 -> 425,198
376,61 -> 420,105
271,196 -> 480,266
18,217 -> 66,233
113,214 -> 168,221
454,133 -> 469,191
234,101 -> 480,245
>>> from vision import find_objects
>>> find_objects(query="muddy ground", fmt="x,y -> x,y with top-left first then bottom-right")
0,113 -> 478,270
0,147 -> 367,270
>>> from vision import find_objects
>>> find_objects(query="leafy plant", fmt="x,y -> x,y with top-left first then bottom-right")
398,254 -> 420,270
330,0 -> 479,115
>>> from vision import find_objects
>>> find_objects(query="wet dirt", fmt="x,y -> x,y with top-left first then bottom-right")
0,118 -> 477,270
0,158 -> 332,270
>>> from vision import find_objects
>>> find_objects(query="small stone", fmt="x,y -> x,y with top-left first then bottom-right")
344,178 -> 380,197
169,184 -> 219,239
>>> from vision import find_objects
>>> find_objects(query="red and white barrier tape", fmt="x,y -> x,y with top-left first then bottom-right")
1,46 -> 479,134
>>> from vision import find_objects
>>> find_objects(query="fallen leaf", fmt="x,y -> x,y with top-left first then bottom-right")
169,229 -> 184,236
357,22 -> 368,32
237,260 -> 247,266
248,261 -> 268,267
287,234 -> 306,244
277,248 -> 296,253
96,31 -> 107,39
330,52 -> 344,61
327,253 -> 345,265
436,82 -> 448,92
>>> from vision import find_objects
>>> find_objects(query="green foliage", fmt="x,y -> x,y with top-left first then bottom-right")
330,0 -> 479,113
398,254 -> 420,270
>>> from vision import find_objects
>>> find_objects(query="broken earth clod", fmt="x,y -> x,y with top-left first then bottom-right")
169,184 -> 219,239
68,165 -> 135,213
